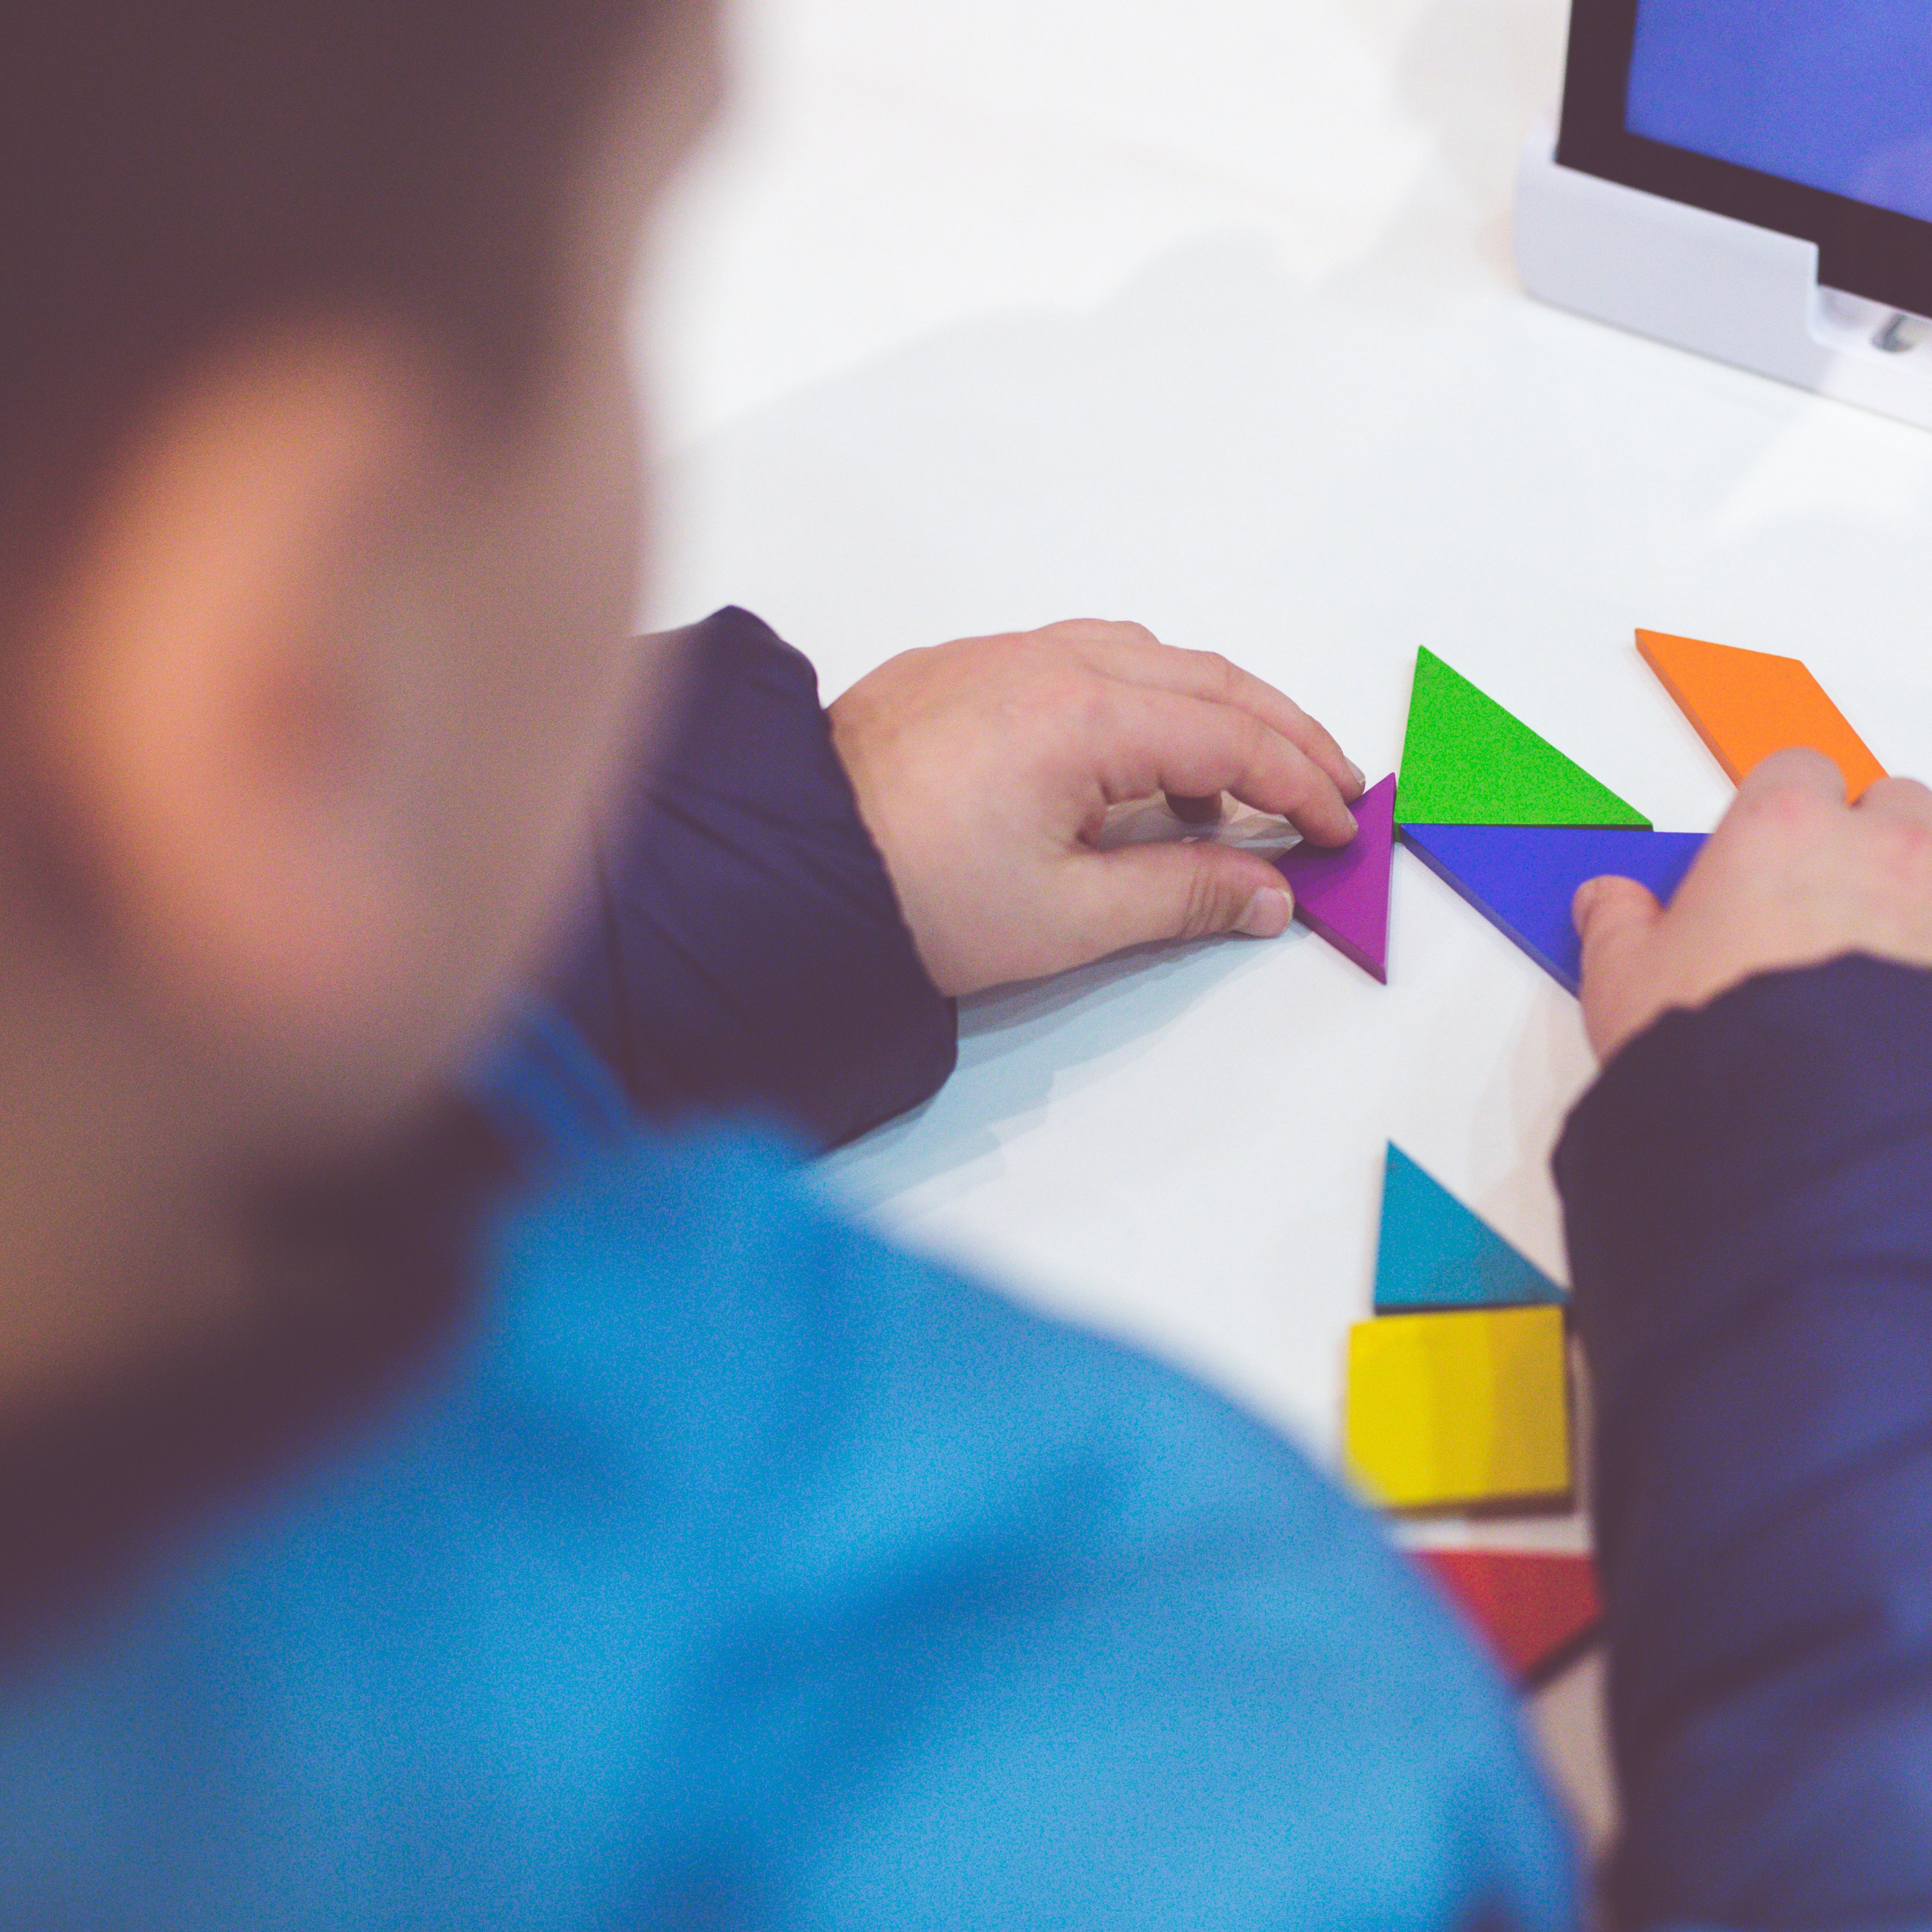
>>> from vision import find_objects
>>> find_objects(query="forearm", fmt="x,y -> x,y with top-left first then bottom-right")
1556,957 -> 1932,1927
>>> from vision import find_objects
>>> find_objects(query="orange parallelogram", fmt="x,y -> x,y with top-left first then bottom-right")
1637,629 -> 1886,800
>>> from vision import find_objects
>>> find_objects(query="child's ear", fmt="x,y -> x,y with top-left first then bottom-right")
25,324 -> 487,1123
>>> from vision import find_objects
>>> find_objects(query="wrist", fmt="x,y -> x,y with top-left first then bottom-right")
824,698 -> 955,996
1558,956 -> 1932,1418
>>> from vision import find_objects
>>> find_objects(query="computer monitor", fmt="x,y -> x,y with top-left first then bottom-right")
1562,0 -> 1932,317
1518,1 -> 1932,426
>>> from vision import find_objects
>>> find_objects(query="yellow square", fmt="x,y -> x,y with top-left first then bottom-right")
1344,1305 -> 1570,1511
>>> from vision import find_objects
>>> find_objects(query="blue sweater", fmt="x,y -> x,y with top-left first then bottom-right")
1559,956 -> 1932,1928
1,607 -> 1927,1926
0,1117 -> 1575,1927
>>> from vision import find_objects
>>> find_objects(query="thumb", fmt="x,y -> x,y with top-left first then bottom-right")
1072,842 -> 1296,957
1574,873 -> 1661,976
1573,873 -> 1663,1056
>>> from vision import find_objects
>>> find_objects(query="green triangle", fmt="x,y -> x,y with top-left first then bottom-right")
1395,648 -> 1650,828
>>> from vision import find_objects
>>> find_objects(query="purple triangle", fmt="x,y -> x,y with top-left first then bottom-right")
1273,772 -> 1394,982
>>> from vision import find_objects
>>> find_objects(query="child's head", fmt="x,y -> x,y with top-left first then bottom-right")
0,1 -> 714,1399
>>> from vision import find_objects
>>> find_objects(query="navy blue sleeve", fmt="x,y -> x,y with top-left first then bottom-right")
542,606 -> 957,1151
1554,956 -> 1932,1930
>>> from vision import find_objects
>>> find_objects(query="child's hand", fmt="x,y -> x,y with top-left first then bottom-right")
827,619 -> 1365,997
1576,748 -> 1932,1061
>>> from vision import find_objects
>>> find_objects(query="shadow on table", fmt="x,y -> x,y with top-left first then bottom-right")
825,926 -> 1296,1208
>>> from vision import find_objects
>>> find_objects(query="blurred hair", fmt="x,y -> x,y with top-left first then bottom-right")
1,0 -> 657,597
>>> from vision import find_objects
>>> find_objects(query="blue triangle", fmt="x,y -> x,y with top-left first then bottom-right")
1399,824 -> 1706,994
1375,1145 -> 1565,1312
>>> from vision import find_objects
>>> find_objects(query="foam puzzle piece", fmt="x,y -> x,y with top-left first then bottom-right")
1401,823 -> 1706,994
1639,628 -> 1886,800
1395,648 -> 1650,828
1274,772 -> 1395,981
1415,1550 -> 1602,1682
1344,1305 -> 1571,1512
1376,1145 -> 1564,1313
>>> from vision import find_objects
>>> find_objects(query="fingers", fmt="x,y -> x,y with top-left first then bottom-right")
1065,841 -> 1297,960
1573,874 -> 1666,1061
1166,792 -> 1224,825
1574,873 -> 1662,982
1857,775 -> 1932,826
1110,685 -> 1360,848
1056,620 -> 1365,800
1736,744 -> 1848,804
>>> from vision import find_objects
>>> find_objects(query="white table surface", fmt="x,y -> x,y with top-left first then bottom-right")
637,0 -> 1932,1824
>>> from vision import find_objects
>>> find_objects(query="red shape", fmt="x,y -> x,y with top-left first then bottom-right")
1416,1550 -> 1602,1680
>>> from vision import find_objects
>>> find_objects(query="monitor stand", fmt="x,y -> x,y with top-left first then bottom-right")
1515,123 -> 1932,432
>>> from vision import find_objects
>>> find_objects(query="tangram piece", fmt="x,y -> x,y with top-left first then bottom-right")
1344,1305 -> 1571,1512
1638,629 -> 1886,800
1275,772 -> 1395,982
1395,648 -> 1650,829
1401,824 -> 1705,995
1415,1550 -> 1602,1682
1376,1145 -> 1564,1313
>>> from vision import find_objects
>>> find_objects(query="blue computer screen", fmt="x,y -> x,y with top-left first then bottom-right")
1626,1 -> 1932,225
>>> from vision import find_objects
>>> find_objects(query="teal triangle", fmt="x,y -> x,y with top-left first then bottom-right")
1374,1145 -> 1565,1312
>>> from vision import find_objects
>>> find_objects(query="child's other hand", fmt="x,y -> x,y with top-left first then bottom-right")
827,620 -> 1364,997
1576,748 -> 1932,1061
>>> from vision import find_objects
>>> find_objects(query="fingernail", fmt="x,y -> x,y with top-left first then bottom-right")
1346,760 -> 1366,792
1236,887 -> 1294,938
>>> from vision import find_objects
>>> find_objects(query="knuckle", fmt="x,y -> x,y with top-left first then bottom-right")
1283,749 -> 1333,809
1874,815 -> 1932,882
1016,622 -> 1093,674
1051,617 -> 1141,652
1035,618 -> 1097,649
1006,633 -> 1083,693
1227,708 -> 1271,757
1223,718 -> 1279,793
1176,865 -> 1228,941
1737,781 -> 1828,833
1866,776 -> 1932,826
1191,649 -> 1240,698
